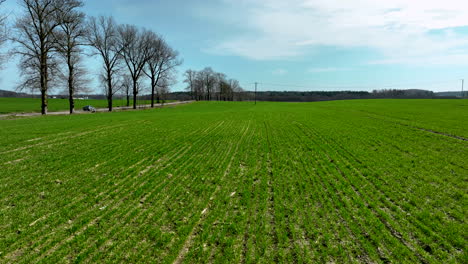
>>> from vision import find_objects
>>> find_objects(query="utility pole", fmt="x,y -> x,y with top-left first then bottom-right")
462,79 -> 464,98
254,82 -> 258,105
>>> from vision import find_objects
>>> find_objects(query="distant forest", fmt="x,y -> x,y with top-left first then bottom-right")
165,89 -> 461,102
2,88 -> 463,102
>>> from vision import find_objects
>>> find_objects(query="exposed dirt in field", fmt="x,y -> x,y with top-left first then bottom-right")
364,114 -> 468,142
1,123 -> 127,155
416,127 -> 468,141
3,158 -> 25,165
0,101 -> 194,119
173,121 -> 251,264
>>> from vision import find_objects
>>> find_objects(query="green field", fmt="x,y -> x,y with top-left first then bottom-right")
0,97 -> 173,114
0,100 -> 466,263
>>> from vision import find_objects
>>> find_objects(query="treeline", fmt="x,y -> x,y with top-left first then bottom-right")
371,89 -> 434,98
166,89 -> 443,102
256,89 -> 439,101
0,89 -> 29,98
253,91 -> 370,102
183,68 -> 244,101
254,90 -> 438,102
1,0 -> 181,115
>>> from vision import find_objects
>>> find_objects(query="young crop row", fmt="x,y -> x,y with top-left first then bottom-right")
0,101 -> 466,263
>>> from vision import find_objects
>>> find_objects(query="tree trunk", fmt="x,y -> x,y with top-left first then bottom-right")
41,89 -> 48,115
68,83 -> 74,114
133,79 -> 137,109
151,76 -> 155,108
107,72 -> 113,112
107,95 -> 112,112
126,93 -> 130,107
68,62 -> 74,114
40,54 -> 48,115
154,71 -> 162,105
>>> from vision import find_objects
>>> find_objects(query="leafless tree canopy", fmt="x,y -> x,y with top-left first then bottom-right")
11,0 -> 85,114
120,74 -> 132,107
143,33 -> 182,106
0,0 -> 7,68
54,0 -> 87,113
86,16 -> 122,111
184,68 -> 243,101
156,70 -> 177,103
9,1 -> 183,113
117,24 -> 153,109
12,0 -> 64,114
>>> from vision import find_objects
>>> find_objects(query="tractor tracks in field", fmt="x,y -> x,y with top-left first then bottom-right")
289,122 -> 375,262
1,123 -> 129,156
82,121 -> 232,262
34,122 -> 227,262
263,121 -> 280,262
293,121 -> 459,262
414,127 -> 467,142
363,112 -> 468,142
312,130 -> 412,261
3,122 -> 223,262
240,133 -> 263,264
173,121 -> 251,264
322,144 -> 428,263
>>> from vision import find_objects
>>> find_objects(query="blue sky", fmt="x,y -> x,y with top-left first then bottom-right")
1,0 -> 468,93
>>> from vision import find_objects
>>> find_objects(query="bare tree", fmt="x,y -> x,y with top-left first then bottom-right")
54,0 -> 86,114
200,67 -> 216,101
99,71 -> 121,101
0,0 -> 7,68
120,74 -> 132,107
143,34 -> 181,106
87,16 -> 121,111
56,65 -> 89,96
219,79 -> 230,101
184,69 -> 197,100
158,70 -> 176,104
16,52 -> 60,95
183,68 -> 242,101
229,79 -> 241,101
118,24 -> 153,109
12,0 -> 69,114
214,72 -> 226,101
143,31 -> 163,107
194,73 -> 205,101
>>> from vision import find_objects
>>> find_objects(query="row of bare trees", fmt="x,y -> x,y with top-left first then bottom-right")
6,0 -> 181,114
0,0 -> 7,68
184,67 -> 243,101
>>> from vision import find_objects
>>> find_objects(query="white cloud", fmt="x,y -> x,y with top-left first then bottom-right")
308,67 -> 350,73
272,68 -> 287,75
208,0 -> 468,64
368,52 -> 468,66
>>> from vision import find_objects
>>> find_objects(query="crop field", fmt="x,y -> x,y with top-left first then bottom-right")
0,97 -> 173,114
0,100 -> 466,263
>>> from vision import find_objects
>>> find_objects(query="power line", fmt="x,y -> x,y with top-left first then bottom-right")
258,80 -> 457,89
254,82 -> 258,105
237,79 -> 466,91
462,79 -> 465,98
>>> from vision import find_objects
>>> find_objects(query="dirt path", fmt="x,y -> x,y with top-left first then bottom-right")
0,101 -> 194,119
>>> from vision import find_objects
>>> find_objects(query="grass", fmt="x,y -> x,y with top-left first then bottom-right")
0,97 -> 175,114
0,99 -> 466,263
